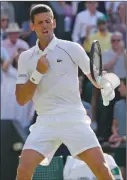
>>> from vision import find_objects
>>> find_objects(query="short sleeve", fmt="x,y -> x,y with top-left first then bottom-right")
16,52 -> 29,84
72,42 -> 90,75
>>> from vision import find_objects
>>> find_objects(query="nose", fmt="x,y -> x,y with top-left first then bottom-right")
43,22 -> 48,29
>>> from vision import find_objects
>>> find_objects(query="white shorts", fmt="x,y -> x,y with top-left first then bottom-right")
23,112 -> 100,165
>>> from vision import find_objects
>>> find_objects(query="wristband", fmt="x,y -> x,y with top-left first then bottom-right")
30,70 -> 43,84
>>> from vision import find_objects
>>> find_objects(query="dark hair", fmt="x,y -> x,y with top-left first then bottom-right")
120,78 -> 126,86
30,4 -> 54,23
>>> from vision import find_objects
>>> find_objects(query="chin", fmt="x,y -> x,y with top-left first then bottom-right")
43,34 -> 50,38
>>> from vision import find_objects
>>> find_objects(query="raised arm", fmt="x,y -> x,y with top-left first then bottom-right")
15,53 -> 49,106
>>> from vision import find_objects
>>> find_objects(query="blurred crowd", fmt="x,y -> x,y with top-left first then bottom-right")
1,1 -> 126,179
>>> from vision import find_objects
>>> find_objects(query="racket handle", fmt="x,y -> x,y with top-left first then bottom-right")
101,89 -> 109,106
103,98 -> 109,106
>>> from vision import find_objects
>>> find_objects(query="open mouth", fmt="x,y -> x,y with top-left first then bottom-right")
43,31 -> 48,35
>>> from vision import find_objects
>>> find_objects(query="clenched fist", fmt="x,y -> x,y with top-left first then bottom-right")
36,54 -> 49,74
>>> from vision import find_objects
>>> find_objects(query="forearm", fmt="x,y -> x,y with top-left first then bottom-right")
112,126 -> 118,135
86,73 -> 101,89
16,80 -> 37,106
2,59 -> 13,71
112,120 -> 118,134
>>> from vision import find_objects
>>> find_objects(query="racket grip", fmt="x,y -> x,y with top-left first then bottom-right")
101,89 -> 109,106
103,98 -> 109,106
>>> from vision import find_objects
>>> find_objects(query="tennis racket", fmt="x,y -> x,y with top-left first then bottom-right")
90,40 -> 102,82
89,40 -> 112,106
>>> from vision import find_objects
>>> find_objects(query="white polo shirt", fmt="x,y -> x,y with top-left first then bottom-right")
16,35 -> 90,115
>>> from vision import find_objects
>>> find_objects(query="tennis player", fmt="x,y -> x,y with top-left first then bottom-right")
15,4 -> 114,180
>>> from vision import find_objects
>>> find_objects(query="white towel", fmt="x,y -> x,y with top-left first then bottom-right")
98,73 -> 120,106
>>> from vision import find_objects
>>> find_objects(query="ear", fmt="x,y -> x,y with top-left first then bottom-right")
53,19 -> 56,29
29,22 -> 35,31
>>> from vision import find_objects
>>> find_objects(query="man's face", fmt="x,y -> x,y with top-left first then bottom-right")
111,35 -> 122,49
86,2 -> 97,13
30,12 -> 56,40
1,16 -> 9,29
118,3 -> 125,19
8,32 -> 19,43
118,81 -> 126,97
98,23 -> 107,32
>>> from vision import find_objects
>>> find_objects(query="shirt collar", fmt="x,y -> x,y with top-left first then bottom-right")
97,31 -> 108,37
35,34 -> 57,54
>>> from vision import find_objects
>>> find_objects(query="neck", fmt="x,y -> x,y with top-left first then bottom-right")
112,47 -> 119,52
99,31 -> 107,36
10,39 -> 17,45
89,10 -> 96,16
39,34 -> 53,51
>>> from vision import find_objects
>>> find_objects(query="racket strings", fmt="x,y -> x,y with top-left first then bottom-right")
93,44 -> 101,71
90,40 -> 102,82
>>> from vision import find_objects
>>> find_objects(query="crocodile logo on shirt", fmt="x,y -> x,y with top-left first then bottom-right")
57,59 -> 62,63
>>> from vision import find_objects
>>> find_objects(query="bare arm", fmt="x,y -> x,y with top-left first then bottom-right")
16,81 -> 37,106
2,58 -> 14,71
15,54 -> 49,106
87,73 -> 101,89
111,119 -> 118,135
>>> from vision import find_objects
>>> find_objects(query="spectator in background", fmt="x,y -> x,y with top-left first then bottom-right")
105,2 -> 121,14
1,46 -> 15,83
102,32 -> 126,78
83,17 -> 112,53
106,2 -> 126,47
72,1 -> 104,44
0,14 -> 9,40
109,78 -> 126,179
116,3 -> 126,47
1,46 -> 34,134
71,1 -> 82,15
1,47 -> 10,83
63,1 -> 73,41
1,47 -> 10,67
1,1 -> 15,22
13,48 -> 35,133
2,22 -> 29,59
55,1 -> 74,41
21,4 -> 37,47
106,3 -> 119,33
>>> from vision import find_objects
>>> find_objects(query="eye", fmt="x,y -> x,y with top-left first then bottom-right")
38,21 -> 43,24
46,19 -> 51,23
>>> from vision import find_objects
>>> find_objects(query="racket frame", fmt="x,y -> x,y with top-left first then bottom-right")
90,40 -> 103,83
